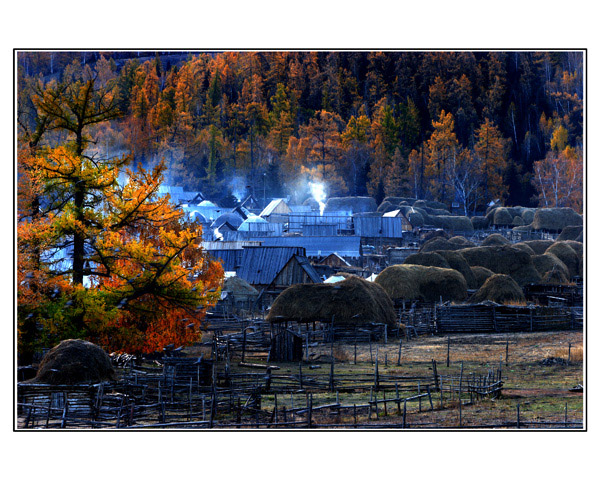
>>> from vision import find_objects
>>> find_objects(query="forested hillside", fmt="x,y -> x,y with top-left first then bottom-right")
18,51 -> 583,212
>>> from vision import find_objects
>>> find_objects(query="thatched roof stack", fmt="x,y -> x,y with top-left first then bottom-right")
545,242 -> 580,278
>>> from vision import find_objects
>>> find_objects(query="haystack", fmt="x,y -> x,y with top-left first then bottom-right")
377,200 -> 396,213
429,215 -> 474,232
470,266 -> 495,289
324,196 -> 377,214
413,207 -> 432,225
404,252 -> 451,269
545,242 -> 580,278
436,250 -> 477,289
266,276 -> 396,325
471,216 -> 490,230
532,253 -> 570,283
557,225 -> 583,242
223,276 -> 259,301
32,339 -> 115,385
521,240 -> 554,255
470,274 -> 525,304
492,208 -> 514,227
512,243 -> 536,256
531,208 -> 583,231
458,245 -> 541,286
408,210 -> 424,227
512,225 -> 532,232
375,264 -> 468,303
521,209 -> 535,224
542,269 -> 570,284
383,197 -> 415,206
413,199 -> 447,210
448,236 -> 476,248
512,216 -> 524,226
421,236 -> 462,252
422,229 -> 449,243
481,233 -> 510,246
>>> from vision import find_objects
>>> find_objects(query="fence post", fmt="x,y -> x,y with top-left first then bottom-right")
568,343 -> 572,365
397,340 -> 402,366
446,336 -> 450,367
505,339 -> 509,366
427,385 -> 433,411
517,403 -> 520,429
402,399 -> 407,428
564,402 -> 568,428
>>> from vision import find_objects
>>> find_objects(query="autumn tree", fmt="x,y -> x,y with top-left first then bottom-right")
425,110 -> 458,204
473,118 -> 510,204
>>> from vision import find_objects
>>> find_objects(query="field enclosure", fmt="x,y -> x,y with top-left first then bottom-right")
17,325 -> 583,429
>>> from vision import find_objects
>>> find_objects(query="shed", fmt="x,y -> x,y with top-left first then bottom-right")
260,198 -> 292,223
354,216 -> 404,238
237,246 -> 306,288
318,252 -> 351,268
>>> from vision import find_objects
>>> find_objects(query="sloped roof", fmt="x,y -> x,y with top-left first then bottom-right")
252,236 -> 361,258
293,255 -> 322,284
237,246 -> 306,285
260,198 -> 291,217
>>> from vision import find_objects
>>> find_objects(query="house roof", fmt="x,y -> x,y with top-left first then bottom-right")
252,236 -> 361,258
260,198 -> 291,217
292,255 -> 322,284
237,246 -> 306,285
319,252 -> 351,266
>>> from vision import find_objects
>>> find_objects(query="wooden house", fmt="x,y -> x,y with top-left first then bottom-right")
260,198 -> 292,223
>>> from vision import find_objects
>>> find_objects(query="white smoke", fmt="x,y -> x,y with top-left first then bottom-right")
309,181 -> 327,216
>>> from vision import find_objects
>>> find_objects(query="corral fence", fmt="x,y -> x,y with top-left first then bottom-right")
17,358 -> 509,429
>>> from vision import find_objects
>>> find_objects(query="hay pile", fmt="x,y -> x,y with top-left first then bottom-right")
532,253 -> 570,284
557,225 -> 583,242
545,242 -> 580,278
521,240 -> 555,255
471,216 -> 490,230
470,274 -> 525,304
408,210 -> 424,227
458,245 -> 541,286
404,252 -> 451,269
481,233 -> 510,246
223,276 -> 259,301
512,243 -> 536,256
448,236 -> 476,248
436,250 -> 477,289
266,276 -> 396,325
420,236 -> 462,252
324,196 -> 377,214
512,216 -> 524,226
521,209 -> 535,224
470,266 -> 495,289
383,196 -> 416,206
492,208 -> 514,226
429,215 -> 474,232
422,229 -> 449,242
377,200 -> 396,213
531,208 -> 583,231
375,264 -> 468,303
32,339 -> 115,385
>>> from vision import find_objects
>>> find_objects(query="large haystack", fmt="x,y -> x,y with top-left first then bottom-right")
521,240 -> 555,255
458,245 -> 541,286
482,233 -> 510,246
492,207 -> 514,226
266,276 -> 396,325
557,225 -> 583,242
383,196 -> 415,206
470,274 -> 525,304
545,242 -> 580,278
429,215 -> 474,232
422,229 -> 450,242
532,253 -> 570,284
471,216 -> 490,230
470,266 -> 495,289
404,252 -> 451,269
413,207 -> 432,224
433,250 -> 477,289
512,243 -> 536,256
420,236 -> 462,252
448,236 -> 476,248
32,339 -> 115,385
375,264 -> 468,303
531,208 -> 583,231
324,196 -> 377,214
